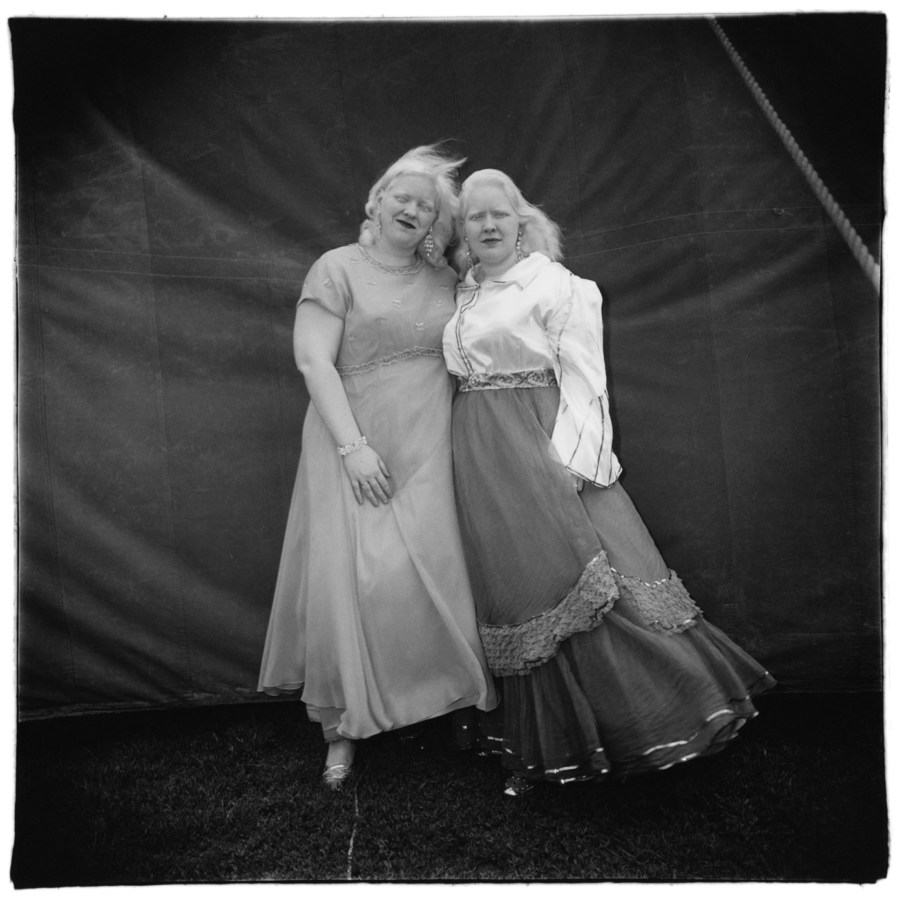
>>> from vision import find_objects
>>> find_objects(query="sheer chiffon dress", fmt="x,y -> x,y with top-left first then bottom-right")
443,252 -> 775,784
259,244 -> 496,741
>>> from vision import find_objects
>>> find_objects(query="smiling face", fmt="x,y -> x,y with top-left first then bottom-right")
376,173 -> 438,255
462,183 -> 522,277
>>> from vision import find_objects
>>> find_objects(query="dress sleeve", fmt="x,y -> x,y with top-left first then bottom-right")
297,253 -> 350,319
546,272 -> 623,487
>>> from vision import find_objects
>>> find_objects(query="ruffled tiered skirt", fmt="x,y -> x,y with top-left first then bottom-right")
451,383 -> 775,783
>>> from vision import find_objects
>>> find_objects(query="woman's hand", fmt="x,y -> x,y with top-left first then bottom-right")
342,445 -> 393,506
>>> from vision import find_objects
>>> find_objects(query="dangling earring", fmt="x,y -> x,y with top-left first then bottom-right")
515,229 -> 524,262
465,241 -> 473,269
423,226 -> 435,256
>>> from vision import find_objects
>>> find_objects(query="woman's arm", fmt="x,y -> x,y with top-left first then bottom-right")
545,273 -> 622,487
294,301 -> 392,506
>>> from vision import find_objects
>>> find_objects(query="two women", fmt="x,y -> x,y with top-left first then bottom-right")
260,149 -> 774,796
258,146 -> 496,790
443,169 -> 775,795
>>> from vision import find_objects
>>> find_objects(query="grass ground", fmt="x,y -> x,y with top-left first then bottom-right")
10,691 -> 888,886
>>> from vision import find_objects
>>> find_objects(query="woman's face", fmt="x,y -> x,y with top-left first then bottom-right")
462,184 -> 521,274
376,174 -> 438,253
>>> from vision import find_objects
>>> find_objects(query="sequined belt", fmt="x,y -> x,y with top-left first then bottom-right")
456,369 -> 557,392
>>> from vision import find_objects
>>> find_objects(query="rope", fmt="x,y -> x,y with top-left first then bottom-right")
709,17 -> 881,294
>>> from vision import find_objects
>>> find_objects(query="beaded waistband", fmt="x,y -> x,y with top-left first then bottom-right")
336,346 -> 443,377
457,369 -> 557,392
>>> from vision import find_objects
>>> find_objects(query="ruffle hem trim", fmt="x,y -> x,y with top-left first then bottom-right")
478,556 -> 702,676
496,694 -> 762,784
611,567 -> 702,634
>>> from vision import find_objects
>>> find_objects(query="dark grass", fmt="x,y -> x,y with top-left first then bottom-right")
11,691 -> 888,886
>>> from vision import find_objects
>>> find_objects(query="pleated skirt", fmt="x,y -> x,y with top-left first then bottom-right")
451,384 -> 775,782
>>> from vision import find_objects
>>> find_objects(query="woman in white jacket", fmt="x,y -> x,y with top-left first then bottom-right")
443,169 -> 775,796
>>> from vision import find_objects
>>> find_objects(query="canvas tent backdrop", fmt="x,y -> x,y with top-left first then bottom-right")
14,16 -> 884,720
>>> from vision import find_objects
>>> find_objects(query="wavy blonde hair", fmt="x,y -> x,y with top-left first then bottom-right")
453,168 -> 563,272
358,143 -> 466,268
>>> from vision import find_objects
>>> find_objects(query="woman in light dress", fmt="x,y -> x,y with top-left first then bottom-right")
259,146 -> 496,790
443,169 -> 775,796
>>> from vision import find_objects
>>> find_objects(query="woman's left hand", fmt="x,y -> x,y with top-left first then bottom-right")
342,445 -> 393,507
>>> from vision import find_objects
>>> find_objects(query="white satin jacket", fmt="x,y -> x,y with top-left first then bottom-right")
442,252 -> 622,487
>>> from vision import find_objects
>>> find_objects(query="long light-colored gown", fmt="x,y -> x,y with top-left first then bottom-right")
443,252 -> 774,783
259,244 -> 496,741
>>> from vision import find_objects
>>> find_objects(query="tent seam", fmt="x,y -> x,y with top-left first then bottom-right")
329,24 -> 359,246
556,22 -> 585,258
122,56 -> 198,699
23,219 -> 79,694
674,19 -> 739,627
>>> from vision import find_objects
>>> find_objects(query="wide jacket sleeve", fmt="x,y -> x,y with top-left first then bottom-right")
546,272 -> 623,487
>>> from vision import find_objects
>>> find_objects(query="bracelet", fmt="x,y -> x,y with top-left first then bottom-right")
337,436 -> 367,457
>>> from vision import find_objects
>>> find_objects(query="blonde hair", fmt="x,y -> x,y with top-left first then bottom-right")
358,143 -> 466,268
453,168 -> 563,271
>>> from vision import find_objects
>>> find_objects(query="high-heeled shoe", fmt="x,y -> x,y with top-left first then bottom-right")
322,763 -> 353,791
503,774 -> 534,797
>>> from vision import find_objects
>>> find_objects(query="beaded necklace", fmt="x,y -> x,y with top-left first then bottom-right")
356,243 -> 425,276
